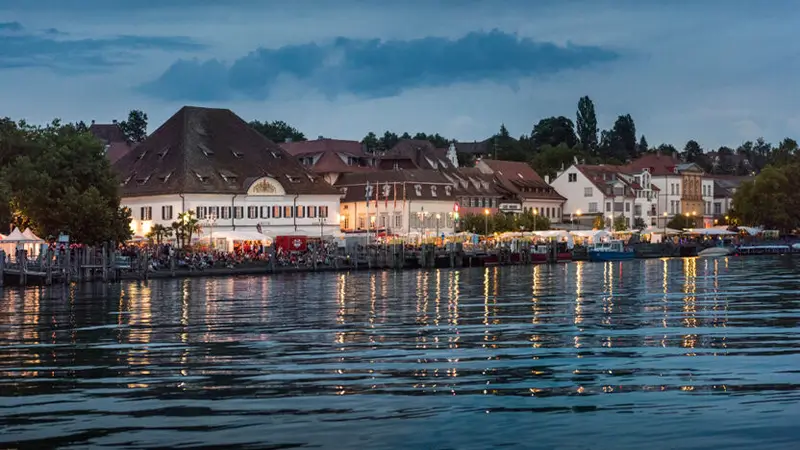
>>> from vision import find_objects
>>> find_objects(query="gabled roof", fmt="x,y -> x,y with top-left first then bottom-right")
479,159 -> 565,201
89,123 -> 127,143
623,153 -> 684,176
113,106 -> 338,197
335,170 -> 457,202
106,141 -> 134,164
382,139 -> 456,170
280,138 -> 367,157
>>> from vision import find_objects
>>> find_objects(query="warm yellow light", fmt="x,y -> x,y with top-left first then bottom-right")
370,215 -> 376,223
533,208 -> 538,215
484,209 -> 489,215
663,212 -> 668,217
435,213 -> 441,219
576,209 -> 582,216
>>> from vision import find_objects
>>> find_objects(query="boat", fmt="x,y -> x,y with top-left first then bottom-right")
587,240 -> 635,262
698,246 -> 733,257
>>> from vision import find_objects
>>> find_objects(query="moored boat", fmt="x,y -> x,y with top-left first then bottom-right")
588,240 -> 635,262
698,246 -> 733,257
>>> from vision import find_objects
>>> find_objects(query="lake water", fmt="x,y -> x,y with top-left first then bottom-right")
2,257 -> 800,449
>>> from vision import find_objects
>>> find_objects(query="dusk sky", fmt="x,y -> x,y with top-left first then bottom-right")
2,0 -> 798,148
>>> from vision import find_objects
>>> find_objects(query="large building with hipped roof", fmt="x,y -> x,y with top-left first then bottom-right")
113,106 -> 342,240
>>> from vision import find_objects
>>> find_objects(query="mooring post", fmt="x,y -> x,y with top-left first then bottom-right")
0,250 -> 5,287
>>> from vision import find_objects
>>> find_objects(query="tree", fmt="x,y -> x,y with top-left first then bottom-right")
592,215 -> 605,229
769,138 -> 798,167
612,114 -> 637,159
174,210 -> 201,248
531,116 -> 578,149
730,165 -> 798,231
379,131 -> 399,151
118,109 -> 148,143
613,215 -> 629,231
361,132 -> 379,153
249,120 -> 306,143
146,223 -> 172,244
530,143 -> 585,180
0,119 -> 132,243
638,135 -> 649,154
633,217 -> 647,230
666,214 -> 693,230
683,140 -> 703,163
576,96 -> 598,152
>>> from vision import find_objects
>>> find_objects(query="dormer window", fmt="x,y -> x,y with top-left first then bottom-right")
136,174 -> 151,185
271,151 -> 282,159
199,144 -> 214,157
136,150 -> 147,160
219,172 -> 237,184
231,150 -> 243,159
431,185 -> 438,197
286,174 -> 300,183
194,171 -> 209,184
160,171 -> 173,183
122,174 -> 133,185
157,146 -> 170,159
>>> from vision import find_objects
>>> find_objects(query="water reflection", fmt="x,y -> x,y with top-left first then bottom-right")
2,257 -> 800,449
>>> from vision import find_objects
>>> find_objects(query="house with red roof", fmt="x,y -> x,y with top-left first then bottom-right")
279,138 -> 378,185
476,159 -> 566,223
550,163 -> 659,229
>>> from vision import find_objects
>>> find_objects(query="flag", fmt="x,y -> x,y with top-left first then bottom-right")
384,182 -> 389,208
393,182 -> 397,208
375,181 -> 379,209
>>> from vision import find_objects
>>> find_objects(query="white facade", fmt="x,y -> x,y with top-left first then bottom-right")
702,179 -> 715,217
124,177 -> 341,240
550,165 -> 602,218
340,199 -> 458,236
650,174 -> 682,225
520,199 -> 564,223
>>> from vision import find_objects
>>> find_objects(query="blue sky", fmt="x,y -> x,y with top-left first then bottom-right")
2,0 -> 799,149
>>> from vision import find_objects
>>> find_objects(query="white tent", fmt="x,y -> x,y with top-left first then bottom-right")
0,228 -> 42,259
2,228 -> 40,243
738,226 -> 763,236
642,226 -> 683,235
22,228 -> 44,242
683,228 -> 736,236
570,229 -> 612,243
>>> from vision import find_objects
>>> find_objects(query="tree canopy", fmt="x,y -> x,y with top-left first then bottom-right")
0,118 -> 132,243
249,120 -> 307,143
118,109 -> 148,143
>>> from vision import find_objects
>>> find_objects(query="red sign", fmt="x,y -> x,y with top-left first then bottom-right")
454,202 -> 460,212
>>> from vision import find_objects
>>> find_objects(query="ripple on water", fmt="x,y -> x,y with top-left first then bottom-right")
2,257 -> 800,449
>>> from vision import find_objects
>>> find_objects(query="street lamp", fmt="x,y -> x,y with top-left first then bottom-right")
417,208 -> 428,243
317,216 -> 326,240
435,213 -> 441,242
204,212 -> 217,250
576,209 -> 582,230
662,211 -> 668,235
483,208 -> 490,235
533,208 -> 538,232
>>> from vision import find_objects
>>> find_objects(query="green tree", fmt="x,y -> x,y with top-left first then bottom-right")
530,143 -> 585,180
613,215 -> 629,232
638,135 -> 649,154
146,223 -> 173,244
576,96 -> 598,152
531,116 -> 578,149
666,214 -> 693,230
633,217 -> 647,230
730,165 -> 797,231
174,210 -> 201,248
683,140 -> 703,163
379,131 -> 399,151
769,138 -> 798,167
118,109 -> 148,142
361,132 -> 379,153
0,119 -> 132,243
249,120 -> 306,143
592,215 -> 605,229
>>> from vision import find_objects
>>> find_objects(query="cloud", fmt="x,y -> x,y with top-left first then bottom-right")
139,29 -> 620,101
0,22 -> 206,72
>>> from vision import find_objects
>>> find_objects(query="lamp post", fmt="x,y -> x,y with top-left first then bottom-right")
435,213 -> 441,243
317,216 -> 325,240
483,208 -> 490,235
204,212 -> 217,250
417,208 -> 428,244
533,208 -> 538,232
662,211 -> 668,236
576,209 -> 582,230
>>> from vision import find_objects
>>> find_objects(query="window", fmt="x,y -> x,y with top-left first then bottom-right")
584,187 -> 593,197
162,205 -> 173,220
605,202 -> 611,212
395,214 -> 402,228
358,216 -> 366,229
283,206 -> 294,218
308,206 -> 318,218
220,207 -> 231,219
380,215 -> 387,228
140,207 -> 152,220
197,206 -> 207,219
634,176 -> 641,185
588,202 -> 598,213
248,206 -> 258,219
625,203 -> 630,212
296,206 -> 306,218
260,206 -> 270,219
272,206 -> 282,218
319,206 -> 329,218
714,202 -> 722,215
634,204 -> 642,216
568,173 -> 577,182
234,206 -> 244,219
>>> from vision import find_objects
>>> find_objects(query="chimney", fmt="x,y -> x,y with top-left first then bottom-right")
112,119 -> 117,124
91,119 -> 95,125
318,135 -> 324,140
284,137 -> 292,143
544,175 -> 551,184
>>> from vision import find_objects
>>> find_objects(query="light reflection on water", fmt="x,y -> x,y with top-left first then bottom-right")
2,257 -> 800,449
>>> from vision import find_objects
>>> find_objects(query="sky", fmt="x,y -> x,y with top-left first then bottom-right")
2,0 -> 799,149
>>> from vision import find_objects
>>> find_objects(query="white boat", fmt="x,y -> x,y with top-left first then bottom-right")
698,247 -> 732,257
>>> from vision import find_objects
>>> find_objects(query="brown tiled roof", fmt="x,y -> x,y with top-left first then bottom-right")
575,164 -> 637,198
480,160 -> 565,201
310,151 -> 376,174
106,141 -> 133,164
89,123 -> 127,143
113,106 -> 338,197
381,139 -> 456,170
455,139 -> 493,155
280,138 -> 367,157
623,153 -> 681,176
335,169 -> 458,202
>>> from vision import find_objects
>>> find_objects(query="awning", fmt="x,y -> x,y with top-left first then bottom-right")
683,228 -> 736,236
